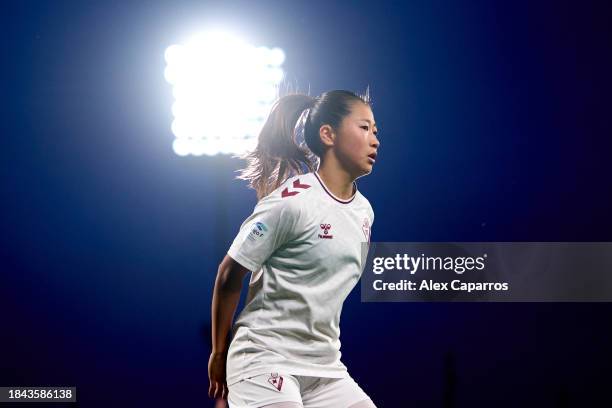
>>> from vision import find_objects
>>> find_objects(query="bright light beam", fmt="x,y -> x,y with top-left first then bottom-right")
164,30 -> 286,156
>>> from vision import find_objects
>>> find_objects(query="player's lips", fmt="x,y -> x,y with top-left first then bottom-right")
367,152 -> 377,163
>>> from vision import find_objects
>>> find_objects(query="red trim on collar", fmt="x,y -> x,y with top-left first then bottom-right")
313,172 -> 357,204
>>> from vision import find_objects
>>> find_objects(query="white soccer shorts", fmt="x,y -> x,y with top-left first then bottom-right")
227,372 -> 376,408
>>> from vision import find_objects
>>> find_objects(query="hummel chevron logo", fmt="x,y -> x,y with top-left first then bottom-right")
281,179 -> 311,198
318,223 -> 333,239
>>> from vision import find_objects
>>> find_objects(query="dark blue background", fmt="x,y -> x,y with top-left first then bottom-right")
1,1 -> 611,406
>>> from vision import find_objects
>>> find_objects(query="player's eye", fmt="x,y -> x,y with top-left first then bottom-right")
361,125 -> 379,137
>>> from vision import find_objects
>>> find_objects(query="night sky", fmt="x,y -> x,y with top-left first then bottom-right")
1,1 -> 612,407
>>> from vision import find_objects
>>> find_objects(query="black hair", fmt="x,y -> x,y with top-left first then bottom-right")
237,89 -> 371,199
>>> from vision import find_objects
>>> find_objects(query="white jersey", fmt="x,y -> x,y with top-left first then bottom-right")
225,171 -> 374,386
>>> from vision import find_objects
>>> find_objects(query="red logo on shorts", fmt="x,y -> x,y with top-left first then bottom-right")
268,372 -> 284,391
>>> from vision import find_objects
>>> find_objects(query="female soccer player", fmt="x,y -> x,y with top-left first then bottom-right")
209,90 -> 380,408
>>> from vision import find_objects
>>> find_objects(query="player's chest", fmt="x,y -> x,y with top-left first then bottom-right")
289,208 -> 372,266
305,209 -> 370,244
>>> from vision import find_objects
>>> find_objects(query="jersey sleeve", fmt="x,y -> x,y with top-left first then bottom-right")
227,196 -> 299,272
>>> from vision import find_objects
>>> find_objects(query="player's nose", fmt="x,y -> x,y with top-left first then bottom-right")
371,135 -> 380,148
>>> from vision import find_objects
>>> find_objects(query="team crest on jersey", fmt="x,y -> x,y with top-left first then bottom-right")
318,223 -> 333,239
267,372 -> 284,391
362,218 -> 371,242
247,221 -> 268,241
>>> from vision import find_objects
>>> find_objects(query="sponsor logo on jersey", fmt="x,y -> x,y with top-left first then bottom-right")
281,178 -> 311,198
318,223 -> 333,239
267,372 -> 284,391
247,221 -> 268,241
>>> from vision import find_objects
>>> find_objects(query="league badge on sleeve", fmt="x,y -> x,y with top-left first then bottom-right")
247,221 -> 268,241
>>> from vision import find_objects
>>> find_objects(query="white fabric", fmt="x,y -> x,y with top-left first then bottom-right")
227,372 -> 374,408
226,172 -> 374,386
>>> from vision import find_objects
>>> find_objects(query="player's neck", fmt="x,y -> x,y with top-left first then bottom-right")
316,161 -> 356,200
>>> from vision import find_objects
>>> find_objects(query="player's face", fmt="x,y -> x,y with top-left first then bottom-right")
334,102 -> 380,178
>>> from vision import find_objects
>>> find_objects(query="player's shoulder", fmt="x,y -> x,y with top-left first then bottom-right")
268,172 -> 317,201
256,172 -> 316,213
355,190 -> 375,219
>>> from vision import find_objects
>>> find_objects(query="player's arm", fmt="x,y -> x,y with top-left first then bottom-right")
211,254 -> 249,353
208,254 -> 249,399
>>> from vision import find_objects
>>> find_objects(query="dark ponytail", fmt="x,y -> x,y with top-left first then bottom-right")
237,89 -> 371,200
237,94 -> 319,200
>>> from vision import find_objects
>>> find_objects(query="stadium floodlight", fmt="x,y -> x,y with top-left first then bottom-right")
164,30 -> 286,156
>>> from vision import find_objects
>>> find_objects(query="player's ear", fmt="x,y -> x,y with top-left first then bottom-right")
319,124 -> 335,148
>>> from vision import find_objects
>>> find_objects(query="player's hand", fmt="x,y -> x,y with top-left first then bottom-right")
208,351 -> 228,399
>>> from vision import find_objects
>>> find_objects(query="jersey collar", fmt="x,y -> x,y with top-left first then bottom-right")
313,171 -> 357,204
